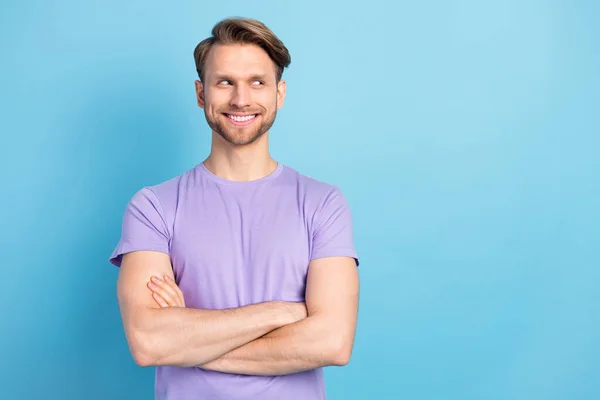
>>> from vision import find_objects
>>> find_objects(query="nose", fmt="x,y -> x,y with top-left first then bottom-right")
230,85 -> 251,109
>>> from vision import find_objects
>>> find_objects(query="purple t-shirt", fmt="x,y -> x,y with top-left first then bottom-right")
109,162 -> 359,400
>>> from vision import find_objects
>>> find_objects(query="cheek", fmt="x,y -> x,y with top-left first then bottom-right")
256,92 -> 278,109
204,91 -> 227,110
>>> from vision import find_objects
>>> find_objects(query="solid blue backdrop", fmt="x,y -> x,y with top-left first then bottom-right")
1,0 -> 598,399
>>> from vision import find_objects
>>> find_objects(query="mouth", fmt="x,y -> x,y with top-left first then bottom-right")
223,113 -> 259,127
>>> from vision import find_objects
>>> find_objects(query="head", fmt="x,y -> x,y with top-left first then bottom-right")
193,18 -> 290,146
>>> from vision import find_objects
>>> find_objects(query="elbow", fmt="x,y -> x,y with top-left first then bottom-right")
130,339 -> 157,367
123,307 -> 173,367
330,348 -> 352,366
125,324 -> 160,367
131,348 -> 155,367
327,336 -> 353,367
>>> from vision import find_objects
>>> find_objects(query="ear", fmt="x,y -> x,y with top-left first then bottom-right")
195,80 -> 205,109
276,80 -> 287,110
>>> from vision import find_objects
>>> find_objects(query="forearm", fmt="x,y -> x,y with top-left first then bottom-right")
130,301 -> 291,367
200,315 -> 346,375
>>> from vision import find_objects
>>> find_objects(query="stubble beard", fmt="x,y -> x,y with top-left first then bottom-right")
206,108 -> 277,146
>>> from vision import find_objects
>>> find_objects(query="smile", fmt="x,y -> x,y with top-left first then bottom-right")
227,114 -> 256,122
224,113 -> 258,126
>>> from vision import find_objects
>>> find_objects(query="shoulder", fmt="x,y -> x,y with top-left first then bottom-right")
281,166 -> 359,264
141,163 -> 201,202
279,164 -> 351,220
281,164 -> 343,200
127,164 -> 201,227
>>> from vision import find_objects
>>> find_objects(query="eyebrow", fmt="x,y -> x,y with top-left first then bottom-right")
212,73 -> 269,82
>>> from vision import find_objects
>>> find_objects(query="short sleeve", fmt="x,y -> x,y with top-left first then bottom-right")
311,187 -> 359,266
108,187 -> 171,267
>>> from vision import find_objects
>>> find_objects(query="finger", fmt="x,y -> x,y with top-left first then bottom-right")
148,280 -> 178,306
151,277 -> 180,305
160,276 -> 184,307
165,275 -> 186,307
152,292 -> 170,308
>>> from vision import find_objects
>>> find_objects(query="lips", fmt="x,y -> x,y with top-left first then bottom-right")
225,114 -> 257,122
223,113 -> 259,126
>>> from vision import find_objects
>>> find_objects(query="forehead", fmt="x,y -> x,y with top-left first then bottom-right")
204,43 -> 277,80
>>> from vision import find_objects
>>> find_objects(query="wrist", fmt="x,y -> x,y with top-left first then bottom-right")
270,301 -> 297,326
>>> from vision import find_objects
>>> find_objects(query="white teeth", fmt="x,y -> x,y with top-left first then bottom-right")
228,114 -> 256,122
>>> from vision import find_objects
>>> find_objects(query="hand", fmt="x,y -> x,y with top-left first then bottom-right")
147,275 -> 186,308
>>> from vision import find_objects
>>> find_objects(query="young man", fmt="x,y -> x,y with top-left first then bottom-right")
109,17 -> 360,400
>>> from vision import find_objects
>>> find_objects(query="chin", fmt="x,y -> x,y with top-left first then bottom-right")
219,130 -> 265,146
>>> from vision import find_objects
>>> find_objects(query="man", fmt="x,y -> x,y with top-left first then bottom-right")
109,17 -> 360,400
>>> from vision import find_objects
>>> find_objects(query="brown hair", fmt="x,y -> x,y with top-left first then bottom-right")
193,17 -> 291,83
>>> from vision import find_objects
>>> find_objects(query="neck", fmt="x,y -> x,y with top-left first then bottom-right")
203,131 -> 277,182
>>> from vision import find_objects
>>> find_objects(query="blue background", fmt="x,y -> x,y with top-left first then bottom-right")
1,0 -> 598,399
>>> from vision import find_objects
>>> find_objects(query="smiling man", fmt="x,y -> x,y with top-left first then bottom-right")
109,17 -> 360,400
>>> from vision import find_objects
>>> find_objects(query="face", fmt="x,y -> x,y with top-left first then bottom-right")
195,43 -> 286,146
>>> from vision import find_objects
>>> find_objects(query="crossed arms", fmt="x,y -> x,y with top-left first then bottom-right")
116,250 -> 359,376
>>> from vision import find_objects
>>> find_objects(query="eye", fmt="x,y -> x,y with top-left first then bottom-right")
218,80 -> 232,85
251,80 -> 264,86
